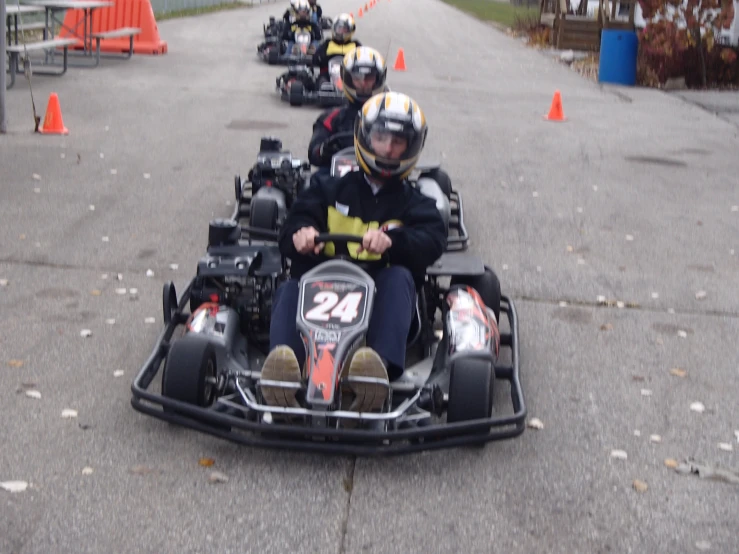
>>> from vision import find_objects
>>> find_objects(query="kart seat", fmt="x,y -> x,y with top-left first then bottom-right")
416,175 -> 450,235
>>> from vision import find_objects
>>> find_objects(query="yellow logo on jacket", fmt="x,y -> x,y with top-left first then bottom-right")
325,207 -> 403,260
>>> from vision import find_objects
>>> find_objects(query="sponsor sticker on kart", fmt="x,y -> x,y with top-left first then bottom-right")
300,278 -> 368,330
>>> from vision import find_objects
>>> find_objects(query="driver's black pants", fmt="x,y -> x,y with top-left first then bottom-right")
269,265 -> 416,380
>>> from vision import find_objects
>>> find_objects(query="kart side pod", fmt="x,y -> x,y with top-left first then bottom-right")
444,285 -> 500,362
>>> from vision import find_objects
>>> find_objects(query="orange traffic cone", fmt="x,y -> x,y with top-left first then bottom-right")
393,48 -> 406,71
544,90 -> 566,121
39,93 -> 69,135
365,3 -> 369,10
358,7 -> 363,17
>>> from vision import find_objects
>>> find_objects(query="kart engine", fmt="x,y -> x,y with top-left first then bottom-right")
248,137 -> 310,212
189,219 -> 276,335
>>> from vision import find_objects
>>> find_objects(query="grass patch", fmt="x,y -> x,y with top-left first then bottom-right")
441,0 -> 539,28
155,1 -> 251,21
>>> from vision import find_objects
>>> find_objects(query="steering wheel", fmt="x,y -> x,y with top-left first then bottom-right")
311,233 -> 390,269
324,131 -> 355,152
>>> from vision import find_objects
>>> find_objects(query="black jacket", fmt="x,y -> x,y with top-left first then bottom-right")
278,171 -> 448,284
312,39 -> 362,74
281,21 -> 322,42
308,104 -> 361,167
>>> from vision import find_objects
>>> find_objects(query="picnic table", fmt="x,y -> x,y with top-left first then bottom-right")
21,0 -> 114,56
5,4 -> 45,45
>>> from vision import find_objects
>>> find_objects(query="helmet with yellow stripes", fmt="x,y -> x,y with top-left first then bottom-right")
332,13 -> 356,44
340,46 -> 387,106
354,92 -> 428,180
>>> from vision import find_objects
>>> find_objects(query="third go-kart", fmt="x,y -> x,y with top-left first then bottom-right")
276,55 -> 347,108
130,224 -> 526,455
259,28 -> 318,66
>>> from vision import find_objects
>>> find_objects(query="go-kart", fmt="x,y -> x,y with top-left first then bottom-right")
231,137 -> 312,242
257,16 -> 285,57
276,55 -> 347,108
258,28 -> 319,66
130,228 -> 526,456
233,133 -> 468,251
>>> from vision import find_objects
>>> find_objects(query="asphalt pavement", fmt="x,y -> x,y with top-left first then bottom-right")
1,0 -> 738,552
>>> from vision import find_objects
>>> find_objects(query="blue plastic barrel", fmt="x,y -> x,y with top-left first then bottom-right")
598,29 -> 638,86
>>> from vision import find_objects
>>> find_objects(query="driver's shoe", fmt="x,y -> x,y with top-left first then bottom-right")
260,345 -> 302,408
343,347 -> 390,413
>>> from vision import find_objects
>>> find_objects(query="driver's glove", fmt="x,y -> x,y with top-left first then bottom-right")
319,139 -> 342,160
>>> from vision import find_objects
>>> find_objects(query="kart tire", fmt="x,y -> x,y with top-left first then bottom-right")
268,48 -> 279,65
249,196 -> 279,231
421,168 -> 452,199
234,174 -> 243,201
450,266 -> 501,324
446,357 -> 494,430
162,282 -> 178,326
289,81 -> 305,106
162,336 -> 218,409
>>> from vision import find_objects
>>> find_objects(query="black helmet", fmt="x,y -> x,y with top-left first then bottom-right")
354,92 -> 428,180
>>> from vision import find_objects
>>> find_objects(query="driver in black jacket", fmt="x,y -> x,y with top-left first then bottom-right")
307,46 -> 387,177
260,92 -> 447,415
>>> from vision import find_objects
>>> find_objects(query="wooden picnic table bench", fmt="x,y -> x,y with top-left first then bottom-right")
5,37 -> 77,89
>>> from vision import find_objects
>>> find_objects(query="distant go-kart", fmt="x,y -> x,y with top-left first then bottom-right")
276,55 -> 347,107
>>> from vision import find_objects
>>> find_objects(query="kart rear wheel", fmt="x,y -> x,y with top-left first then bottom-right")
446,357 -> 494,439
162,336 -> 218,409
450,266 -> 501,323
249,196 -> 279,231
162,282 -> 178,325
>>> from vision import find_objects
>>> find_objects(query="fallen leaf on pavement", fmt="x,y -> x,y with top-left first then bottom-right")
610,449 -> 628,460
90,290 -> 102,296
209,471 -> 228,484
718,443 -> 733,452
0,279 -> 8,286
600,323 -> 613,331
8,360 -> 24,368
80,329 -> 92,338
696,540 -> 711,551
82,467 -> 94,475
695,290 -> 707,300
113,370 -> 124,377
669,368 -> 687,378
526,418 -> 544,430
632,479 -> 648,493
25,390 -> 41,400
650,435 -> 662,443
61,409 -> 78,419
641,389 -> 653,397
664,458 -> 679,469
0,481 -> 28,493
690,402 -> 705,413
199,458 -> 215,467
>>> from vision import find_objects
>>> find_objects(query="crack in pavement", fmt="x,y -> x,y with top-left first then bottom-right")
3,256 -> 738,319
516,294 -> 739,319
338,459 -> 356,554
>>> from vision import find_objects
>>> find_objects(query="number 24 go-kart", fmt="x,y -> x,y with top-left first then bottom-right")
276,55 -> 347,108
232,133 -> 470,253
130,221 -> 526,455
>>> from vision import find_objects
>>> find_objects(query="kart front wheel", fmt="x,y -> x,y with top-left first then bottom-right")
162,282 -> 178,325
162,336 -> 218,409
446,357 -> 494,430
289,81 -> 305,106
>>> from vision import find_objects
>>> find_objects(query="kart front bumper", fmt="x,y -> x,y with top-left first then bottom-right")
131,281 -> 525,456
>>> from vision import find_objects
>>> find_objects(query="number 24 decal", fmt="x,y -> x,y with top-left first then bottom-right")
305,291 -> 363,323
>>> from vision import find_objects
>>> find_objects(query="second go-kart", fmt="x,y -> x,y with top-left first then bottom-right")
231,137 -> 312,242
130,224 -> 526,456
276,55 -> 347,108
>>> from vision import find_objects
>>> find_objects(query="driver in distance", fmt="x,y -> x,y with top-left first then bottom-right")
308,46 -> 387,177
311,13 -> 362,89
260,92 -> 447,415
281,0 -> 322,55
